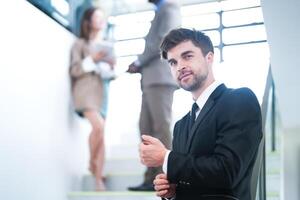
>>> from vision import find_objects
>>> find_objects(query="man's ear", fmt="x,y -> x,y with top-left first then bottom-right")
206,51 -> 214,64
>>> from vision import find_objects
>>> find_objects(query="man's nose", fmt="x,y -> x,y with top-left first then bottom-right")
177,60 -> 186,71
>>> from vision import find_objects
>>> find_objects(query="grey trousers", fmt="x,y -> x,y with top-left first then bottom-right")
139,85 -> 176,184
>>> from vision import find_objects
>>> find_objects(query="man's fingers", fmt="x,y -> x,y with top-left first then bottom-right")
156,189 -> 168,197
154,173 -> 172,198
155,173 -> 167,179
153,174 -> 170,192
153,175 -> 169,185
153,179 -> 169,186
154,183 -> 170,191
141,135 -> 157,144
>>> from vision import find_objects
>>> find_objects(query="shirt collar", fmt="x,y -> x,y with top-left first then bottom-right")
194,81 -> 222,111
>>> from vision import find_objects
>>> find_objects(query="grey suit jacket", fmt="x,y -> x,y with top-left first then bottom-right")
138,1 -> 181,87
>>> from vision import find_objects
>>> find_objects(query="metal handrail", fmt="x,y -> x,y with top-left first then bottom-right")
251,65 -> 274,200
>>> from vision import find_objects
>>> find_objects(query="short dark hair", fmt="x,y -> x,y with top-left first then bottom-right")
160,28 -> 214,59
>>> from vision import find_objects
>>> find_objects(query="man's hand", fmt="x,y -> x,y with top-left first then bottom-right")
154,173 -> 176,198
127,62 -> 141,73
139,135 -> 168,167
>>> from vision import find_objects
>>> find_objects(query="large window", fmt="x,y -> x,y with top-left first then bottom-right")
27,0 -> 93,34
108,0 -> 269,111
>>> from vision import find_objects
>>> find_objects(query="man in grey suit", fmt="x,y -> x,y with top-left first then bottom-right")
127,0 -> 181,191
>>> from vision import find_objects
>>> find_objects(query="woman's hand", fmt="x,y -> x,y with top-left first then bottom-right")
92,50 -> 107,63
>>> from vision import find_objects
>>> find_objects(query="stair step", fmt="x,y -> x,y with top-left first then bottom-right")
68,191 -> 159,200
103,158 -> 145,174
82,174 -> 144,191
105,173 -> 144,191
266,174 -> 281,193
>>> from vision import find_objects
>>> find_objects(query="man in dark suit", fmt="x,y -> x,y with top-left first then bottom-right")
127,0 -> 181,191
139,28 -> 263,200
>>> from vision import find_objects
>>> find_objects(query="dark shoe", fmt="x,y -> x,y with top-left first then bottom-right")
128,183 -> 155,191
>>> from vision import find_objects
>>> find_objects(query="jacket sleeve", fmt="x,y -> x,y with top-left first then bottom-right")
69,40 -> 88,78
167,88 -> 263,189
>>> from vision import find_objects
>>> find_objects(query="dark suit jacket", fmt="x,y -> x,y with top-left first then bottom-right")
167,84 -> 263,200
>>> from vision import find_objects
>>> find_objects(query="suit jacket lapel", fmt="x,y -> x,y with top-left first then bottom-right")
185,84 -> 227,152
180,115 -> 190,153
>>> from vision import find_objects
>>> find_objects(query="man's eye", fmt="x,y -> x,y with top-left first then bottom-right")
169,61 -> 176,66
184,55 -> 193,59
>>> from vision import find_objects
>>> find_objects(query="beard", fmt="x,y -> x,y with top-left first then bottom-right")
179,72 -> 208,92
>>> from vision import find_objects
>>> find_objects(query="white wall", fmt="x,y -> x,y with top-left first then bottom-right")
261,0 -> 300,129
283,128 -> 300,200
0,1 -> 89,200
261,0 -> 300,200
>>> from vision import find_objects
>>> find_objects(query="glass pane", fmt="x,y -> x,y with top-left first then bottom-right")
182,13 -> 219,30
27,0 -> 77,30
181,2 -> 221,16
113,22 -> 151,40
52,12 -> 69,26
51,0 -> 69,16
223,25 -> 267,44
116,56 -> 137,74
114,39 -> 145,57
111,11 -> 154,25
223,42 -> 270,63
203,30 -> 220,47
213,48 -> 220,64
216,42 -> 270,102
220,0 -> 260,11
223,7 -> 264,27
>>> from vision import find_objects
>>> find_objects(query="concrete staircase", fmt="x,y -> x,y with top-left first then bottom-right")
101,157 -> 145,191
266,152 -> 281,200
68,191 -> 158,200
68,144 -> 160,200
68,160 -> 159,200
265,126 -> 282,200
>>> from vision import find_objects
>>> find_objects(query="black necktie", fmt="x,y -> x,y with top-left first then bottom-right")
189,103 -> 199,131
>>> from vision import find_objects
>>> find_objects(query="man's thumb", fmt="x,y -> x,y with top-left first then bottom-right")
141,135 -> 156,144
